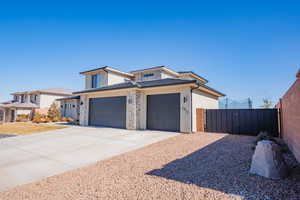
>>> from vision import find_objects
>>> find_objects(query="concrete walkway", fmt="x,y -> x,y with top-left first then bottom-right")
0,126 -> 178,192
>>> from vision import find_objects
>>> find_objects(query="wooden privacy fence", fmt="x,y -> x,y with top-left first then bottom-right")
196,108 -> 279,136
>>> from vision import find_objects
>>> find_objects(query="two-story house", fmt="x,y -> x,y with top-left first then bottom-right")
0,88 -> 72,122
73,66 -> 225,133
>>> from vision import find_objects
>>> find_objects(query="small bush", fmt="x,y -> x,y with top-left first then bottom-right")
61,117 -> 68,122
255,131 -> 278,145
16,114 -> 29,122
66,117 -> 74,123
252,131 -> 289,153
48,102 -> 61,121
32,113 -> 50,123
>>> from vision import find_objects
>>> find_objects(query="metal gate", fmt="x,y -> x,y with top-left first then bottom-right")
205,109 -> 279,136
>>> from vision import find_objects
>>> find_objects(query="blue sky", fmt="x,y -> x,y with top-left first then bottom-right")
0,0 -> 299,107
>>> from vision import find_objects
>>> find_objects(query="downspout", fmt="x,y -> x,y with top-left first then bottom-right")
191,83 -> 200,133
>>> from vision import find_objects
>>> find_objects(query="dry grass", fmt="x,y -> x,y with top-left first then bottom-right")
0,122 -> 66,135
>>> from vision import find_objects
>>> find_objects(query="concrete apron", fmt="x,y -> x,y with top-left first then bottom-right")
0,126 -> 178,192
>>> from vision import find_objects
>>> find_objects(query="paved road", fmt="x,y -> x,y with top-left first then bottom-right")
0,126 -> 177,192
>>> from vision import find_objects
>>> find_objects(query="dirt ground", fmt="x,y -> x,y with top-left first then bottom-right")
0,132 -> 299,200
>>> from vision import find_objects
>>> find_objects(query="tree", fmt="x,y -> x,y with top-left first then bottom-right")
48,102 -> 61,120
261,98 -> 273,108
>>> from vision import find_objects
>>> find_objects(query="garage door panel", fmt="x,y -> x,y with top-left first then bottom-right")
147,93 -> 180,132
89,96 -> 126,128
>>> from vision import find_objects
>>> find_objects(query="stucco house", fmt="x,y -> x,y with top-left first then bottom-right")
0,88 -> 72,123
73,66 -> 225,133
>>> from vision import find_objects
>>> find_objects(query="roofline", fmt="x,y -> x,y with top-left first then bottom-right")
11,91 -> 72,96
178,71 -> 209,83
130,66 -> 180,77
73,85 -> 137,95
56,96 -> 80,101
80,66 -> 134,78
195,83 -> 225,97
73,80 -> 196,95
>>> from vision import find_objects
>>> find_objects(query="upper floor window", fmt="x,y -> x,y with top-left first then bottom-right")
30,95 -> 38,103
14,95 -> 19,102
91,74 -> 100,88
143,73 -> 154,78
21,95 -> 25,103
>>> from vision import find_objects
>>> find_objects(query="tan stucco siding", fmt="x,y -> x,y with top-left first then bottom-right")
107,72 -> 128,85
161,72 -> 177,79
192,90 -> 219,132
39,94 -> 63,109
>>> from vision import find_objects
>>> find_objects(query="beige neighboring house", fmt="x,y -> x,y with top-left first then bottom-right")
0,88 -> 73,123
57,96 -> 80,121
73,66 -> 225,133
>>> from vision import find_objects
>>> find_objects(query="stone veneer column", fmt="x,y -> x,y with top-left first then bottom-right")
180,88 -> 192,133
79,95 -> 89,126
126,90 -> 143,130
126,90 -> 137,130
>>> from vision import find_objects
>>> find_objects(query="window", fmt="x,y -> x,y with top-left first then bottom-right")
91,74 -> 100,88
21,95 -> 25,103
143,73 -> 154,78
30,94 -> 38,103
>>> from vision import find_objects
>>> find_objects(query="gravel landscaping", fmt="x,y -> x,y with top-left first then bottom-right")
0,133 -> 299,200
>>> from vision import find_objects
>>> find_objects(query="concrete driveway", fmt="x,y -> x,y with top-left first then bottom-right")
0,126 -> 178,192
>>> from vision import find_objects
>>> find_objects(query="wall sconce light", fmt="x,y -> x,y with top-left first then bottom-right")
184,97 -> 188,103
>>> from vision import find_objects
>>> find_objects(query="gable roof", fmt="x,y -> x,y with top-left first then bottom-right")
177,71 -> 209,83
80,66 -> 134,78
130,66 -> 180,77
11,88 -> 73,96
0,102 -> 39,109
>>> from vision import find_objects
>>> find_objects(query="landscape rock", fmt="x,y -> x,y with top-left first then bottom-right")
250,140 -> 288,179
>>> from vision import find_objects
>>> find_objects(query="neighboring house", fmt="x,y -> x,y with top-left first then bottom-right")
0,88 -> 73,122
57,96 -> 80,121
74,66 -> 225,133
0,104 -> 4,124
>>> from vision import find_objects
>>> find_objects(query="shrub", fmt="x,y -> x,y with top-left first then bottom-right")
48,102 -> 61,121
255,131 -> 277,145
66,117 -> 74,123
252,131 -> 289,153
16,114 -> 29,122
61,117 -> 68,122
32,113 -> 50,123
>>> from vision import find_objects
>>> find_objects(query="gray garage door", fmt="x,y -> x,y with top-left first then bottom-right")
89,96 -> 126,128
147,93 -> 180,132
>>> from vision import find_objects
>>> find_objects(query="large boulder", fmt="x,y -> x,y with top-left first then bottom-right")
250,140 -> 288,179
